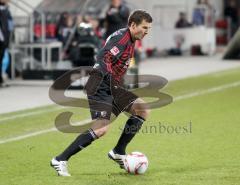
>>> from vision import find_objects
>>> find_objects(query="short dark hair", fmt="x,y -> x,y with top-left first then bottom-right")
128,10 -> 153,26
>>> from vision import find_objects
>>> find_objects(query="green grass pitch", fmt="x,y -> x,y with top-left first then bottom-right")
0,67 -> 240,185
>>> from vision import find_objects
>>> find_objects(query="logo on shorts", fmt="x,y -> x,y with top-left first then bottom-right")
94,111 -> 107,119
110,46 -> 120,56
101,111 -> 107,118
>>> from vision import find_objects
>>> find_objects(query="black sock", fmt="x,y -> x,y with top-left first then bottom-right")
114,115 -> 145,155
56,129 -> 98,161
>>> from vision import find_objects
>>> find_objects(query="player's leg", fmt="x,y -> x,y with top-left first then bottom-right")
56,119 -> 110,159
51,118 -> 110,176
55,119 -> 110,161
113,97 -> 150,155
128,98 -> 150,120
108,83 -> 150,168
51,69 -> 112,176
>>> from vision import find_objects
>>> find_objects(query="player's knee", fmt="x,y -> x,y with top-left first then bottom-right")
132,98 -> 150,120
94,126 -> 109,137
91,120 -> 110,137
137,108 -> 150,120
92,119 -> 110,138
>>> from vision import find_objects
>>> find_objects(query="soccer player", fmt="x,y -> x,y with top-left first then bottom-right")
51,9 -> 153,176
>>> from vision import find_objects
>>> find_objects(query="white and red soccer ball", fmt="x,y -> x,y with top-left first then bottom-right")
124,151 -> 148,175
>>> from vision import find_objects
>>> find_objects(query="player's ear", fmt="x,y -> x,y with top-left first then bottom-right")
130,22 -> 137,29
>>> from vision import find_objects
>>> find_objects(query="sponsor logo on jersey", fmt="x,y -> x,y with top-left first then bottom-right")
110,46 -> 120,56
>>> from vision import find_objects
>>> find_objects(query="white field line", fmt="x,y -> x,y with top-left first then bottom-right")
0,119 -> 92,144
0,81 -> 240,145
0,128 -> 57,144
0,107 -> 63,124
173,81 -> 240,101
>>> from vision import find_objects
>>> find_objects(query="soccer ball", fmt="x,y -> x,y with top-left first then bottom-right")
124,151 -> 148,175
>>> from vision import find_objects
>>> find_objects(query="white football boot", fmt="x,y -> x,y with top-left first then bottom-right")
108,150 -> 126,169
50,158 -> 71,176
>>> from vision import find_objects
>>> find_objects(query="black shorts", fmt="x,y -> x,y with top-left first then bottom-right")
85,69 -> 138,120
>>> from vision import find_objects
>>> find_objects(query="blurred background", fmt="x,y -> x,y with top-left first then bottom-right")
1,0 -> 240,113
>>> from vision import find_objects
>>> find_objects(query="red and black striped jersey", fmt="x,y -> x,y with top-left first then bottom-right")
94,28 -> 135,82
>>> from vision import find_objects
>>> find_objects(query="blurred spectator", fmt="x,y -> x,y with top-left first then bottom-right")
84,15 -> 103,39
68,22 -> 101,67
203,0 -> 215,27
0,0 -> 12,87
61,14 -> 74,46
224,0 -> 239,36
192,0 -> 206,26
104,0 -> 130,39
192,0 -> 215,27
175,12 -> 192,28
56,12 -> 69,42
76,14 -> 83,26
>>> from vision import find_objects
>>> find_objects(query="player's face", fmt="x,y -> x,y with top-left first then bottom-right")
131,20 -> 152,40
